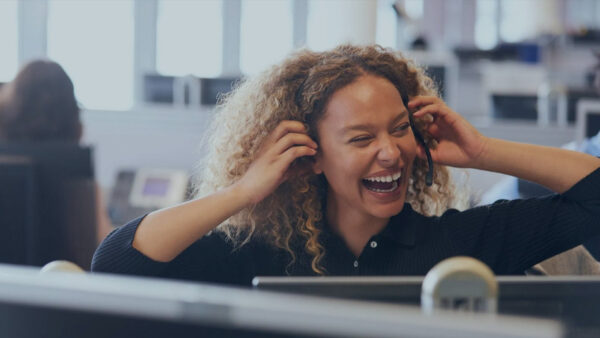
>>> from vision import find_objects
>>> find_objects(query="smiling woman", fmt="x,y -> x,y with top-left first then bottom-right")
92,44 -> 600,286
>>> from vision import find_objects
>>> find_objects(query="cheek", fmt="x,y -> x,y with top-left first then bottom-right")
403,134 -> 418,158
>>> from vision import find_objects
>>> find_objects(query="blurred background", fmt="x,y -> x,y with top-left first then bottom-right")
1,0 -> 599,226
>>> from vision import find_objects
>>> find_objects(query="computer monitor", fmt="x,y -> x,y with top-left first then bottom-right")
567,88 -> 600,124
0,143 -> 97,269
491,94 -> 538,120
143,74 -> 176,104
143,74 -> 240,106
0,264 -> 562,338
576,99 -> 600,144
253,275 -> 600,336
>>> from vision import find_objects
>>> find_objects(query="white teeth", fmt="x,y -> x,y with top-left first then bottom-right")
364,171 -> 402,183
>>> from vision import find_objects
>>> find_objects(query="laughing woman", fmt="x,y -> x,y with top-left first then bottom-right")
92,45 -> 600,285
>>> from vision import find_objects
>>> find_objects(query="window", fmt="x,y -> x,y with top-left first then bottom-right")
0,0 -> 18,82
47,0 -> 134,110
156,0 -> 223,77
499,0 -> 536,43
307,0 -> 377,51
376,0 -> 397,49
240,0 -> 293,75
403,0 -> 424,19
475,0 -> 498,50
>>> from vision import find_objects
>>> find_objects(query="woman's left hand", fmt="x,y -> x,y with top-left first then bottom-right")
408,96 -> 488,168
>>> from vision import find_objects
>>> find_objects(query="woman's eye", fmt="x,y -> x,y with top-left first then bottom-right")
393,123 -> 410,134
349,136 -> 371,143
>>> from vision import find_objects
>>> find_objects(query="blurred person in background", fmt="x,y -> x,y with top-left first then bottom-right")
0,59 -> 113,244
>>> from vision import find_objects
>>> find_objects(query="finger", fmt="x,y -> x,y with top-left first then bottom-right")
269,120 -> 308,143
415,113 -> 435,124
413,104 -> 443,118
407,96 -> 439,109
279,146 -> 318,168
425,123 -> 442,138
272,132 -> 318,155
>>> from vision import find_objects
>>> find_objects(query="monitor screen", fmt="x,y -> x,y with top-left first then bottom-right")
143,74 -> 175,104
143,75 -> 240,106
586,111 -> 600,138
568,88 -> 600,123
142,177 -> 170,197
200,77 -> 240,105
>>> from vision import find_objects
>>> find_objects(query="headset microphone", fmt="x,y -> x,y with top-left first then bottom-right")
402,94 -> 433,187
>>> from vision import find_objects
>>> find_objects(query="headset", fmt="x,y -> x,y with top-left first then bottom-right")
402,93 -> 434,187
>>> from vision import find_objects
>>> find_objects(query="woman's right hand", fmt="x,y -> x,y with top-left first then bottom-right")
234,120 -> 318,205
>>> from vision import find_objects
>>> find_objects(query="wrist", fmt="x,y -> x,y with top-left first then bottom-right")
227,181 -> 256,209
471,135 -> 494,170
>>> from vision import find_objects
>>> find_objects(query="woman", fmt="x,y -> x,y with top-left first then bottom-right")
92,45 -> 600,285
0,60 -> 82,142
0,60 -> 113,244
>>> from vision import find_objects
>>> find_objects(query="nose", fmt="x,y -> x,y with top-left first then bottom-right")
376,136 -> 401,166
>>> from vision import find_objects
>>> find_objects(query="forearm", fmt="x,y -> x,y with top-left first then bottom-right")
474,137 -> 600,193
132,184 -> 251,262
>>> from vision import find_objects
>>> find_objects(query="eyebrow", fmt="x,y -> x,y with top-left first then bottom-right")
340,110 -> 409,134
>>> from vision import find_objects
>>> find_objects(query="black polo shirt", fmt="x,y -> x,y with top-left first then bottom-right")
92,168 -> 600,286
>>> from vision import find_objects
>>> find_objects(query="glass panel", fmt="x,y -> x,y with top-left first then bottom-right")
240,0 -> 293,75
404,0 -> 424,19
475,0 -> 498,50
47,0 -> 134,110
376,0 -> 397,49
156,0 -> 223,77
0,0 -> 18,82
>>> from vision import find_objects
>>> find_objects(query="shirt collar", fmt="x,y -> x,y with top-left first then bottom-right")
319,203 -> 417,247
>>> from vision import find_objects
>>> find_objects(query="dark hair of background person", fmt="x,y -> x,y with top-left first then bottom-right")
0,60 -> 81,142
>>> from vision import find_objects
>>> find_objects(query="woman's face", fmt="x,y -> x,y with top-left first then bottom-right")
313,75 -> 417,221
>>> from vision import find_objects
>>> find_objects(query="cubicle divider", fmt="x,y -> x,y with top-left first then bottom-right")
254,275 -> 600,338
0,264 -> 562,338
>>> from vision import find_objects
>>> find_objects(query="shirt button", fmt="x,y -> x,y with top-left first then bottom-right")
370,241 -> 378,248
353,260 -> 359,268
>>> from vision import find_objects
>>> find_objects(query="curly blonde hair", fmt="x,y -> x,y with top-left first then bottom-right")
194,44 -> 462,275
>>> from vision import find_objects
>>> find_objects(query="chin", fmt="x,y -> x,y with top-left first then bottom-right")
369,201 -> 406,219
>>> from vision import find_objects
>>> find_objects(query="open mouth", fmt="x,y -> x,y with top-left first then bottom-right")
362,171 -> 402,193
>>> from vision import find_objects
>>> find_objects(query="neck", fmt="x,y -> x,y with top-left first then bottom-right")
326,192 -> 389,258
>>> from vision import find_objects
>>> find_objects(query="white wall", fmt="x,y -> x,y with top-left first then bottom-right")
81,106 -> 215,191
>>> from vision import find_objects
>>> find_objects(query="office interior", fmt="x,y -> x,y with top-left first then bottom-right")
1,0 -> 600,337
